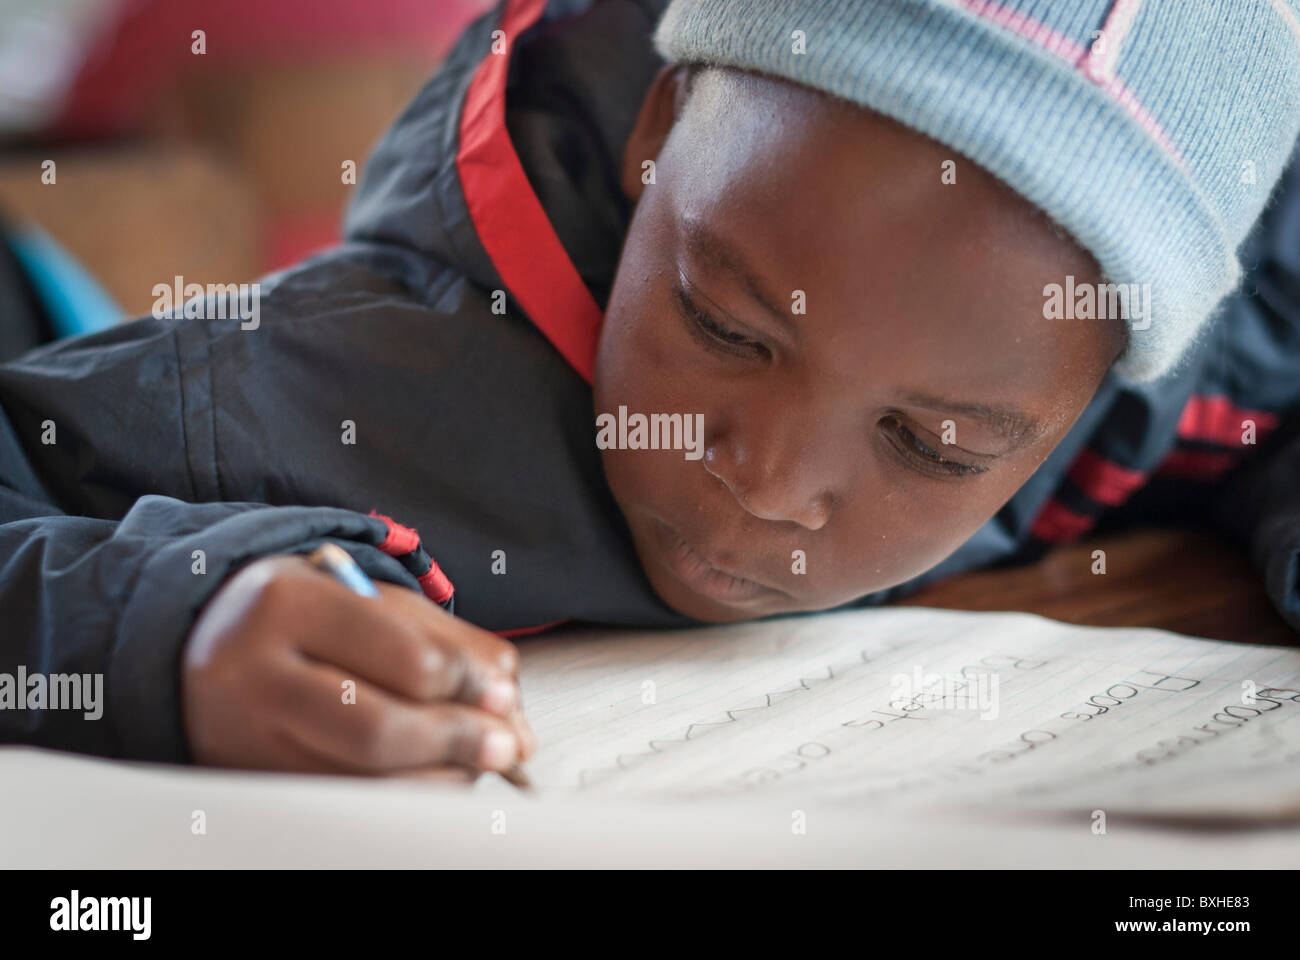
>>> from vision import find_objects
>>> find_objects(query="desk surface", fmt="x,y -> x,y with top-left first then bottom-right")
899,527 -> 1296,646
6,744 -> 1299,868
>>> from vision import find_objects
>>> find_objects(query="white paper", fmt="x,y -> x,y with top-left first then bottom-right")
514,607 -> 1300,819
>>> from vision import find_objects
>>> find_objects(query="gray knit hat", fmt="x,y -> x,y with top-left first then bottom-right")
652,0 -> 1300,383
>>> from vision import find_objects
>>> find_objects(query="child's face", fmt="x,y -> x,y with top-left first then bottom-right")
594,66 -> 1124,623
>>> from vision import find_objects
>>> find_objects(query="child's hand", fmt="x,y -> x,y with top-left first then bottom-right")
180,554 -> 535,780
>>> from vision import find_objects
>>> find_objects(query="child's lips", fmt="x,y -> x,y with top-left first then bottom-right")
648,517 -> 788,605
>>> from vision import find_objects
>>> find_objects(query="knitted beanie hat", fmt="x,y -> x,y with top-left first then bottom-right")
651,0 -> 1300,383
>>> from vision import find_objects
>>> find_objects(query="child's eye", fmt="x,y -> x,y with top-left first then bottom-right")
884,417 -> 987,478
673,283 -> 768,359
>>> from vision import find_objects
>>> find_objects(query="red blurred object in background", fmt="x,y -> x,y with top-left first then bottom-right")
0,0 -> 496,307
54,0 -> 492,140
14,0 -> 494,275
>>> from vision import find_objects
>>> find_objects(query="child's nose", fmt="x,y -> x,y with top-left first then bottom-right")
701,420 -> 833,531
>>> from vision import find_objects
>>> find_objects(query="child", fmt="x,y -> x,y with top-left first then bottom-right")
1,0 -> 1298,780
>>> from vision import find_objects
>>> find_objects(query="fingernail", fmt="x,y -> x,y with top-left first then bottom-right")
482,679 -> 516,714
480,731 -> 518,770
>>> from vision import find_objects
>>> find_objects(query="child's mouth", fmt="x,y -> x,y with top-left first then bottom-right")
649,517 -> 785,606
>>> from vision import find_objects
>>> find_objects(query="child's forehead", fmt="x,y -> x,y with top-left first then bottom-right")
676,71 -> 960,203
666,69 -> 1105,339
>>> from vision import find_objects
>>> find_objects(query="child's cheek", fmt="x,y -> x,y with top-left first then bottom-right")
600,290 -> 690,412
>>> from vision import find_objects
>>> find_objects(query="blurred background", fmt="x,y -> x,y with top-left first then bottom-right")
0,0 -> 492,334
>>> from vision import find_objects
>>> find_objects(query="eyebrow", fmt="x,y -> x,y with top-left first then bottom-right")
897,390 -> 1046,452
678,214 -> 798,338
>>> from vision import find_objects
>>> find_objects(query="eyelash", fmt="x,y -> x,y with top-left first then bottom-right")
673,283 -> 768,359
672,281 -> 986,480
884,418 -> 986,477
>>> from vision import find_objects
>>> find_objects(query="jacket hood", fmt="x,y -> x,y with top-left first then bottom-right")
344,0 -> 669,381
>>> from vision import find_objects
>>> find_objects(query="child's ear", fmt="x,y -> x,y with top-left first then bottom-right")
620,64 -> 688,204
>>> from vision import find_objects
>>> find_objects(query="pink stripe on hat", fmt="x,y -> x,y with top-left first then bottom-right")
952,0 -> 1184,168
1082,0 -> 1142,82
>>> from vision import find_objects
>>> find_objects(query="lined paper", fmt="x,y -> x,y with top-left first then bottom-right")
512,608 -> 1300,818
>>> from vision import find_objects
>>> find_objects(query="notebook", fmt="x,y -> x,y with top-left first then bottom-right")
505,607 -> 1300,821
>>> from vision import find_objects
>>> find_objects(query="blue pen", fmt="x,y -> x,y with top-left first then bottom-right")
305,542 -> 532,790
307,542 -> 380,597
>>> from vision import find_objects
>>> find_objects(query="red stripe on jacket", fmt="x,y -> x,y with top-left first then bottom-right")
496,618 -> 570,638
1031,393 -> 1286,541
1155,449 -> 1242,480
368,510 -> 455,605
1176,394 -> 1280,446
455,0 -> 603,384
1156,395 -> 1283,479
1029,447 -> 1149,542
369,510 -> 421,555
1065,447 -> 1147,507
417,562 -> 456,605
1029,498 -> 1097,542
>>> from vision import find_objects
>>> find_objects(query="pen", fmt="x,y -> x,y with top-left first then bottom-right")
305,542 -> 532,791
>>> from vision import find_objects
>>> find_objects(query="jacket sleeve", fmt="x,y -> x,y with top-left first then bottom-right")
1201,148 -> 1300,635
0,317 -> 437,764
1149,149 -> 1300,636
1212,411 -> 1300,634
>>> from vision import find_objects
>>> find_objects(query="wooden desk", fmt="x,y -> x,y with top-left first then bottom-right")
898,527 -> 1297,646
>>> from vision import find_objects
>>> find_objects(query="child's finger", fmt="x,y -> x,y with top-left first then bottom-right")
286,563 -> 497,707
372,582 -> 525,709
271,658 -> 522,773
511,704 -> 536,759
376,581 -> 522,675
259,557 -> 450,702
